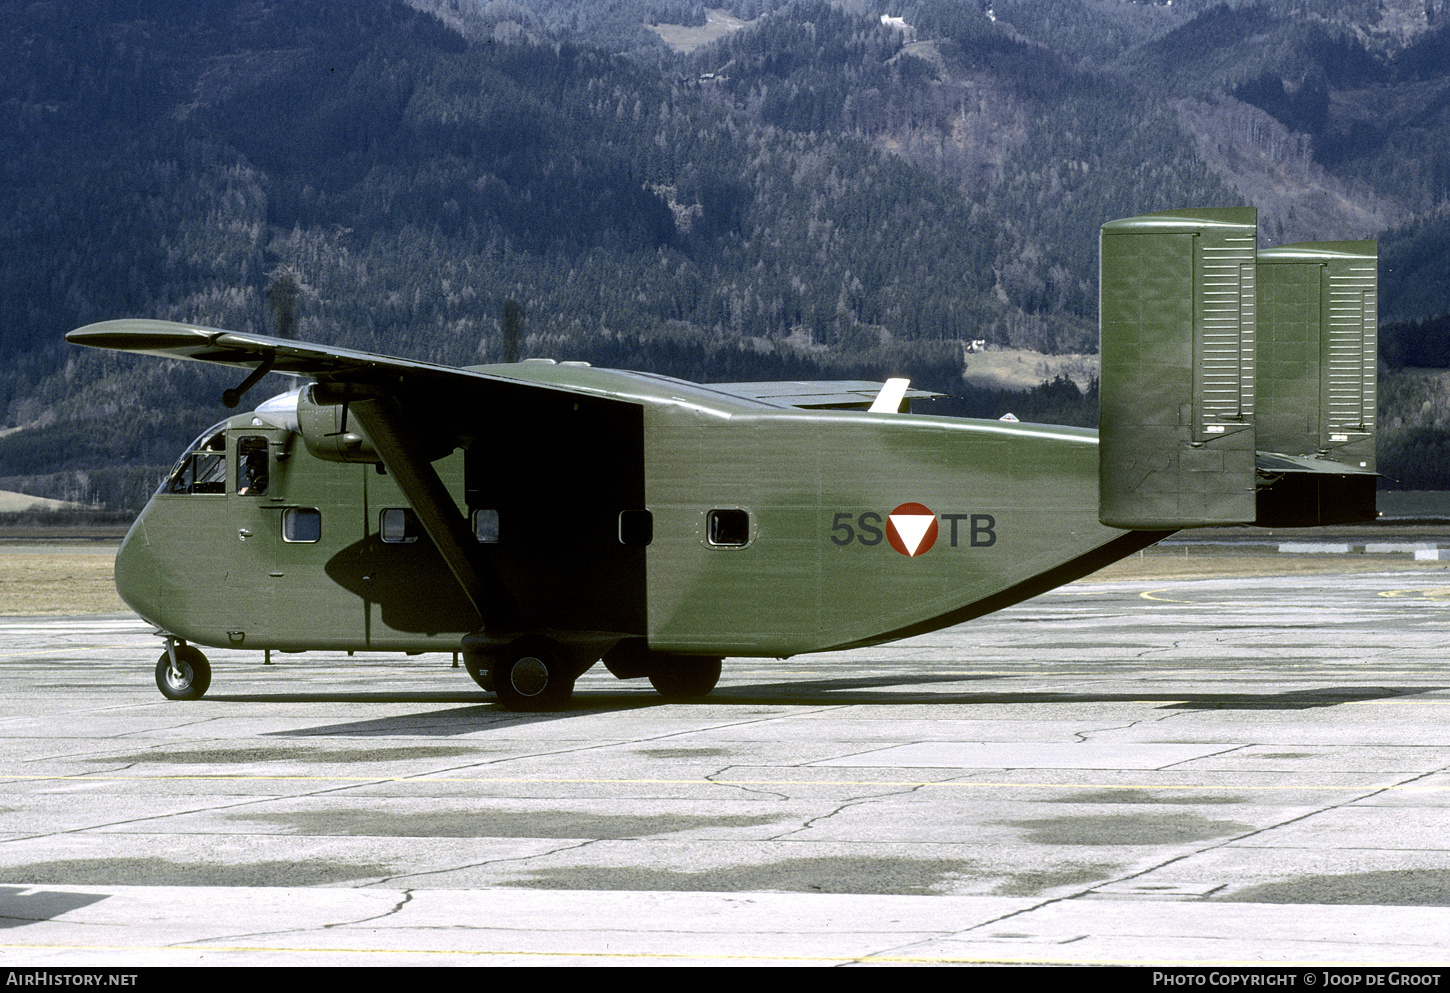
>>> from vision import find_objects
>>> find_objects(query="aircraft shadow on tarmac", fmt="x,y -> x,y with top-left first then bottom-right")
252,677 -> 1446,736
0,886 -> 109,929
224,672 -> 987,713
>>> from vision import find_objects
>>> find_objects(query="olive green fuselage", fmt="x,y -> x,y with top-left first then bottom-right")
116,369 -> 1154,660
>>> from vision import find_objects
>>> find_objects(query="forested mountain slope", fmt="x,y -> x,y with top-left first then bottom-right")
2,0 -> 1448,508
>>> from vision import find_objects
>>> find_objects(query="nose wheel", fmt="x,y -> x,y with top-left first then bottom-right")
155,643 -> 211,700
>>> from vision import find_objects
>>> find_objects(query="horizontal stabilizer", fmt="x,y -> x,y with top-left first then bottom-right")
1254,453 -> 1377,527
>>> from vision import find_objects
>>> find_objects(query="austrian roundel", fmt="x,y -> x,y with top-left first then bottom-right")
885,502 -> 938,556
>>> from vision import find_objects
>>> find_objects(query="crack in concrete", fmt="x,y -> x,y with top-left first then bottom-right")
705,764 -> 787,800
350,705 -> 850,785
767,780 -> 934,841
322,887 -> 413,928
1070,721 -> 1142,743
369,839 -> 598,886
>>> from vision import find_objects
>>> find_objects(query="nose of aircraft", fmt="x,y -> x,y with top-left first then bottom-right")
113,521 -> 162,624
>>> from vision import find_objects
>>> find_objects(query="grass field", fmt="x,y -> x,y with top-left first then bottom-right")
0,546 -> 127,615
647,9 -> 750,53
961,347 -> 1099,392
0,489 -> 81,512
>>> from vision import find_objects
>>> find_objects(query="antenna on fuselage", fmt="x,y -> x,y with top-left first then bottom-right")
868,378 -> 911,413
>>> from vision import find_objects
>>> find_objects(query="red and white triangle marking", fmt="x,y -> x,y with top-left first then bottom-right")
888,513 -> 935,555
885,502 -> 938,556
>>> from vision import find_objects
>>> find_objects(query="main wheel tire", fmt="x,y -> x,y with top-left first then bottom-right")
155,645 -> 211,700
648,655 -> 722,700
492,638 -> 574,712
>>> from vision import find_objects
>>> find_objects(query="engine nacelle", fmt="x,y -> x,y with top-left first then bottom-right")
297,385 -> 381,464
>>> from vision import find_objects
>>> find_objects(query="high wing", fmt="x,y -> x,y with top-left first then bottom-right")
66,319 -> 820,417
67,319 -> 603,405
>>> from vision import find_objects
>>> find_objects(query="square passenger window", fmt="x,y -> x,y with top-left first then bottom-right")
380,507 -> 421,543
282,507 -> 322,543
707,509 -> 750,547
473,508 -> 500,544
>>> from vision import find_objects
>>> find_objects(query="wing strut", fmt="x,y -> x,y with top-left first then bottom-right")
222,349 -> 276,408
346,397 -> 522,632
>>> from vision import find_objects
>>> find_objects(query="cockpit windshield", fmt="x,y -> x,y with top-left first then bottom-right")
161,421 -> 228,495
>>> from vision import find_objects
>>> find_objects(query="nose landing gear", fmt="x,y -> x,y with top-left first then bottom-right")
155,641 -> 211,700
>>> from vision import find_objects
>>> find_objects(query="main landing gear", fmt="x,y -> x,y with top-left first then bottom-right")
468,636 -> 726,711
466,636 -> 598,712
155,642 -> 211,700
601,641 -> 723,702
647,655 -> 722,700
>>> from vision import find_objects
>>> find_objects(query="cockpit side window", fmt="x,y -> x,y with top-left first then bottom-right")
161,424 -> 228,496
236,436 -> 269,496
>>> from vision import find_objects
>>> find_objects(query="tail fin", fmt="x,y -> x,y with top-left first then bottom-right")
1098,208 -> 1377,530
1253,240 -> 1377,525
1098,208 -> 1260,529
